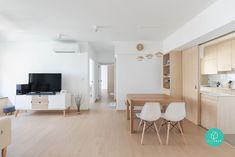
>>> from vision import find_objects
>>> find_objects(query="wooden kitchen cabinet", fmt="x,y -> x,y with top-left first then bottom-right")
182,46 -> 200,125
201,94 -> 217,129
201,38 -> 235,74
204,44 -> 217,60
201,59 -> 217,75
201,45 -> 217,75
232,39 -> 235,69
217,40 -> 232,72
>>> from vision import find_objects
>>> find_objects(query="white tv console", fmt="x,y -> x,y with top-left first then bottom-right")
15,93 -> 71,116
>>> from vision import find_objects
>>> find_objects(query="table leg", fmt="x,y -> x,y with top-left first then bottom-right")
126,101 -> 130,120
130,106 -> 134,133
2,147 -> 7,157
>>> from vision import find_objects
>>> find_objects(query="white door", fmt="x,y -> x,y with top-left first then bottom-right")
89,59 -> 96,103
98,64 -> 109,99
98,65 -> 102,100
101,65 -> 108,90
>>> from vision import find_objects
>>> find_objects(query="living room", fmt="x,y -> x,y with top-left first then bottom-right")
1,0 -> 235,157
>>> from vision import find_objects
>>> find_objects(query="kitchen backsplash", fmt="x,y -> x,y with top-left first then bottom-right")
208,72 -> 235,87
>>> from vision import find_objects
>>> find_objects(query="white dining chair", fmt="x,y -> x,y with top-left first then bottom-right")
160,102 -> 186,145
136,102 -> 162,145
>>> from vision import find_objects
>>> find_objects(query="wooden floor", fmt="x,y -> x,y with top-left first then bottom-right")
7,94 -> 235,157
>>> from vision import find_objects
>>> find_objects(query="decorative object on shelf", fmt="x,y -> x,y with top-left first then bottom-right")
145,54 -> 153,59
136,52 -> 163,61
155,52 -> 164,57
136,56 -> 144,61
136,43 -> 144,51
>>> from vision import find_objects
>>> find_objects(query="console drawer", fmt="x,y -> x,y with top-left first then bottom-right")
32,102 -> 48,110
32,96 -> 49,103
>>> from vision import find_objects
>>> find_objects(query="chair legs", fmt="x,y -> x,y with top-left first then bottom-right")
158,119 -> 164,132
166,121 -> 186,145
141,121 -> 146,145
177,121 -> 186,144
140,121 -> 162,145
154,122 -> 162,145
166,121 -> 170,145
139,119 -> 185,145
138,119 -> 143,130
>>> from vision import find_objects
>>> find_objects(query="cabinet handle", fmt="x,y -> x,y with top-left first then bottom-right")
1,130 -> 3,135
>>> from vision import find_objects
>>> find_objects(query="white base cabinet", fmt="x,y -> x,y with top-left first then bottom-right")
201,93 -> 235,134
15,93 -> 71,116
201,94 -> 217,129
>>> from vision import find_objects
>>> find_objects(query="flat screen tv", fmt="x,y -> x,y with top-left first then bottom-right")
29,73 -> 62,93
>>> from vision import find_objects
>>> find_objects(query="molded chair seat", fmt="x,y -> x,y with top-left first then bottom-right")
160,102 -> 186,145
136,102 -> 162,145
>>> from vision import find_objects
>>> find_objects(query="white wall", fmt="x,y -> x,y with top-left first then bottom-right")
89,58 -> 96,102
115,41 -> 163,54
163,0 -> 235,52
88,44 -> 99,102
96,51 -> 115,64
115,41 -> 163,110
0,41 -> 90,109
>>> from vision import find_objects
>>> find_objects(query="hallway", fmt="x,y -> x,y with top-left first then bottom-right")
91,89 -> 116,110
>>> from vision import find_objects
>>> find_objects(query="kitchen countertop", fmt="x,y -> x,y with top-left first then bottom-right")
200,91 -> 235,97
200,86 -> 235,97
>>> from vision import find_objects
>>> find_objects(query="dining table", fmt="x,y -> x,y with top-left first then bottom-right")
126,94 -> 184,133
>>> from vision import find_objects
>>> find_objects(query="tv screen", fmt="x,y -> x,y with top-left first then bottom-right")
29,73 -> 62,93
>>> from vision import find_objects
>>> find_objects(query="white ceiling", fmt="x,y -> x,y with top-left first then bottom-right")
0,0 -> 216,53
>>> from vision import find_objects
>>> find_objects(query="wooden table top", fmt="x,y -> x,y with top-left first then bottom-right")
126,94 -> 183,106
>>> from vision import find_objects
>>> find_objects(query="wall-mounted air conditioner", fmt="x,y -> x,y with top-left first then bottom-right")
53,42 -> 80,53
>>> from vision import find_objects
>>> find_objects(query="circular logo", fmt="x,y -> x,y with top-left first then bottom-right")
205,128 -> 224,147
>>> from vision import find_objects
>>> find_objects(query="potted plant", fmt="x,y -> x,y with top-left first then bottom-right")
75,94 -> 82,113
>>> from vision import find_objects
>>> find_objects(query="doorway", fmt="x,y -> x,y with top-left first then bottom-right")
98,64 -> 115,104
